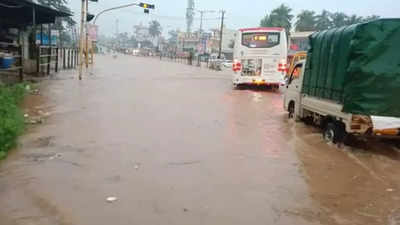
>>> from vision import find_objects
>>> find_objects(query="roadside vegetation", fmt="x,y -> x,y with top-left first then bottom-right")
260,4 -> 380,32
0,84 -> 26,160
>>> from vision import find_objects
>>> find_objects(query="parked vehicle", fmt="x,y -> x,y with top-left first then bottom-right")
232,27 -> 288,88
222,60 -> 233,68
284,19 -> 400,143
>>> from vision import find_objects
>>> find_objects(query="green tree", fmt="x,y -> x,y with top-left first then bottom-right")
363,15 -> 380,22
315,10 -> 332,31
295,10 -> 316,31
260,4 -> 294,33
116,32 -> 130,48
129,35 -> 137,48
149,20 -> 162,40
168,29 -> 178,45
346,14 -> 364,25
330,12 -> 349,28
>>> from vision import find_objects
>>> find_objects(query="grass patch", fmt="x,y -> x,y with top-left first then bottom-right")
0,83 -> 27,160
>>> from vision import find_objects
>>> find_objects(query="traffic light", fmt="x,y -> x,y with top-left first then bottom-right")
87,13 -> 95,22
139,2 -> 155,9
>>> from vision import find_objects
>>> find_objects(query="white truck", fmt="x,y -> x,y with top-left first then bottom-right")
283,19 -> 400,143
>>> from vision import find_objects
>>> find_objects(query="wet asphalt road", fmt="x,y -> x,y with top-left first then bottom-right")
1,55 -> 400,225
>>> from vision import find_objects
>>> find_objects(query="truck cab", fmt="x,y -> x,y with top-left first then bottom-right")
284,61 -> 304,120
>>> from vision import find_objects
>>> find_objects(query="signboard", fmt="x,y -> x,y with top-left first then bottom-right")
87,24 -> 98,41
36,29 -> 59,45
51,30 -> 59,45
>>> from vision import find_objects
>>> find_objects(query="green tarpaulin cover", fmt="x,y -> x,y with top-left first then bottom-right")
302,19 -> 400,117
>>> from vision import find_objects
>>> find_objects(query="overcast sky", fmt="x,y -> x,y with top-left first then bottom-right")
68,0 -> 399,37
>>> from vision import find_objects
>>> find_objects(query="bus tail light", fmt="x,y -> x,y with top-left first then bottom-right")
278,59 -> 287,72
233,60 -> 242,72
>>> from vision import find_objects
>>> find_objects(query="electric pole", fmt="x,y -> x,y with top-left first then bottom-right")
196,10 -> 215,66
116,19 -> 119,51
79,0 -> 86,80
85,0 -> 89,68
218,10 -> 225,59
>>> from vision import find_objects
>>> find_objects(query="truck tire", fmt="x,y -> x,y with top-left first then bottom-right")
288,102 -> 295,119
323,122 -> 346,144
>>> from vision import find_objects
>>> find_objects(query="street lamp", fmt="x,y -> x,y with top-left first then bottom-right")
93,2 -> 155,25
79,2 -> 155,79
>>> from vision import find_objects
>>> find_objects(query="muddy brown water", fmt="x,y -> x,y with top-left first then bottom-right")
1,55 -> 400,225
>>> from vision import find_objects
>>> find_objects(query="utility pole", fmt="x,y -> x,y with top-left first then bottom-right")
218,10 -> 225,59
199,11 -> 204,33
196,10 -> 215,66
116,19 -> 119,51
85,0 -> 89,68
78,0 -> 86,80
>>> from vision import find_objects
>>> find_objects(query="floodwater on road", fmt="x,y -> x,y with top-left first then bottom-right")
1,55 -> 400,225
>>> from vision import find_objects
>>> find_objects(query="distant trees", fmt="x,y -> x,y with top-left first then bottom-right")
295,10 -> 317,32
260,4 -> 294,34
260,5 -> 381,32
330,12 -> 348,28
314,10 -> 332,31
168,30 -> 178,45
149,20 -> 162,40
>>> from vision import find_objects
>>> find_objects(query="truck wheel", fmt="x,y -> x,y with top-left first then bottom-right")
323,122 -> 346,144
288,102 -> 295,119
323,123 -> 336,143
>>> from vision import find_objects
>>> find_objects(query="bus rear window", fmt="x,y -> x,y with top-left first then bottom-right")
242,32 -> 280,48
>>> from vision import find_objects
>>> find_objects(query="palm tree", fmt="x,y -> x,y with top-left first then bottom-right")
346,14 -> 364,25
149,20 -> 162,50
295,10 -> 317,32
149,20 -> 162,41
331,12 -> 349,28
363,15 -> 380,22
315,10 -> 332,31
260,4 -> 294,33
168,30 -> 178,45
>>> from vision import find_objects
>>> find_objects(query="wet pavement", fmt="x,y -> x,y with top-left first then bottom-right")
1,54 -> 400,225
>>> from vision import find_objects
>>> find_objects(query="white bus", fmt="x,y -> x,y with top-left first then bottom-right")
232,27 -> 288,89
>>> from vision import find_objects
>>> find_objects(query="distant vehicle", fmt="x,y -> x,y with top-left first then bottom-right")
232,27 -> 288,89
222,60 -> 233,68
208,54 -> 225,71
209,59 -> 223,71
284,19 -> 400,143
132,49 -> 140,56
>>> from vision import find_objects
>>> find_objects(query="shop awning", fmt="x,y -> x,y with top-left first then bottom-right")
0,0 -> 71,27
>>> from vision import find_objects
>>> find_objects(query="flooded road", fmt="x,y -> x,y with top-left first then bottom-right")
1,55 -> 400,225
